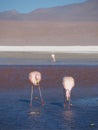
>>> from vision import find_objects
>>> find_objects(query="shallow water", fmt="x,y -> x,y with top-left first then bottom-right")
0,65 -> 98,130
0,57 -> 98,65
0,86 -> 98,130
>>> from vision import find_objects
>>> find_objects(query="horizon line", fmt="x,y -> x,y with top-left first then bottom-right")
0,46 -> 98,53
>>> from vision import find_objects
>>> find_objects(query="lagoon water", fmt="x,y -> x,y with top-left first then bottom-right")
0,65 -> 98,130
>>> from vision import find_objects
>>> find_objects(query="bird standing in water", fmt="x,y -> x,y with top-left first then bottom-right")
51,53 -> 56,63
29,71 -> 44,107
62,76 -> 75,108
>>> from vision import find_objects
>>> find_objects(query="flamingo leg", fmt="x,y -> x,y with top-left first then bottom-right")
38,85 -> 44,106
68,97 -> 71,109
63,89 -> 66,108
69,91 -> 72,105
30,85 -> 33,107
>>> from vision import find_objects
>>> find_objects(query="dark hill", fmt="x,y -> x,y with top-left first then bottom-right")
0,0 -> 98,21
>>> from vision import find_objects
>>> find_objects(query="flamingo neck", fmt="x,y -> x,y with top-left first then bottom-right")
35,75 -> 39,85
66,89 -> 71,101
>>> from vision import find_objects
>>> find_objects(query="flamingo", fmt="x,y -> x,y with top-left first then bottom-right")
29,71 -> 44,107
51,53 -> 56,63
62,77 -> 75,108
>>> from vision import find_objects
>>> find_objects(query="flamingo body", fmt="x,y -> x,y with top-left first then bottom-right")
51,54 -> 56,62
29,71 -> 41,86
63,76 -> 75,103
63,77 -> 75,91
29,71 -> 44,106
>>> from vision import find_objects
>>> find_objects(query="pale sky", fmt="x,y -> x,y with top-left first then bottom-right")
0,0 -> 87,13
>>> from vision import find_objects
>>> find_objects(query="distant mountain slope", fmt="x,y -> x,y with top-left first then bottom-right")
0,0 -> 98,21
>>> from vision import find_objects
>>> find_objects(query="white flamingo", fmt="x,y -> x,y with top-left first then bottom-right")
62,77 -> 75,108
29,71 -> 44,107
51,53 -> 56,62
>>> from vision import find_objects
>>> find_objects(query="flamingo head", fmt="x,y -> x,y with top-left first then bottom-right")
29,71 -> 41,86
35,74 -> 40,85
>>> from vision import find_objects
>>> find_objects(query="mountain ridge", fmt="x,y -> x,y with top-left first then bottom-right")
0,0 -> 98,21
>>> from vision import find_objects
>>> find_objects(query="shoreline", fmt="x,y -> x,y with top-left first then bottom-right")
0,46 -> 98,53
0,50 -> 98,65
0,53 -> 98,65
0,46 -> 98,65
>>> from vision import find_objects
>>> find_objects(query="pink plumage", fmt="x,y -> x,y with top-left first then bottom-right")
63,77 -> 75,101
29,71 -> 41,86
63,77 -> 75,91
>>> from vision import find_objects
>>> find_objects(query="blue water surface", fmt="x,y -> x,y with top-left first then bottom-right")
0,86 -> 98,130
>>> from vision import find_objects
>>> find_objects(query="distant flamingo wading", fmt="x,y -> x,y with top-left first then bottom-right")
29,71 -> 44,107
62,77 -> 75,107
51,53 -> 56,62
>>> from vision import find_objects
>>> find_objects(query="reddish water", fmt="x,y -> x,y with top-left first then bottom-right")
0,65 -> 98,90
